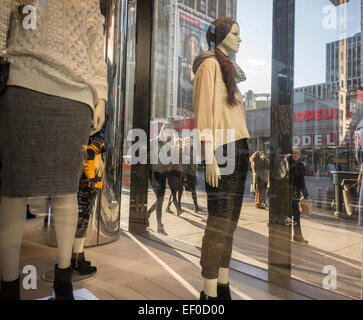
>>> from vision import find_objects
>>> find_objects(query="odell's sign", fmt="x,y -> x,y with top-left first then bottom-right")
293,133 -> 339,147
293,108 -> 351,122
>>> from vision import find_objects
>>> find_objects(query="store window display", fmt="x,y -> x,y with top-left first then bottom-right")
0,0 -> 107,300
192,17 -> 250,300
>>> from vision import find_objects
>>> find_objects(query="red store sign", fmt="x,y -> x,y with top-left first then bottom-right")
293,108 -> 351,122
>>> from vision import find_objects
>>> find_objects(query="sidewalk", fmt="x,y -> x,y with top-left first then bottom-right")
146,187 -> 362,300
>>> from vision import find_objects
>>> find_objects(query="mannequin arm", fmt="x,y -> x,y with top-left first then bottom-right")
87,0 -> 108,103
90,99 -> 105,136
203,141 -> 221,188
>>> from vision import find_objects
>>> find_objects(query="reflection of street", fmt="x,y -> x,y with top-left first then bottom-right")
145,178 -> 362,299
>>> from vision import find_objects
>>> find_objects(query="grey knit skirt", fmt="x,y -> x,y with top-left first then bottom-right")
0,86 -> 92,197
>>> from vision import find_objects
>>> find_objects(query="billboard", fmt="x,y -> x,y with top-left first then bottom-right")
176,9 -> 210,116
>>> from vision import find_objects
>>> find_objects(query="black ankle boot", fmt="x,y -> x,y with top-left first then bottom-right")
0,278 -> 20,300
71,252 -> 97,276
199,291 -> 219,300
53,265 -> 74,300
217,282 -> 232,300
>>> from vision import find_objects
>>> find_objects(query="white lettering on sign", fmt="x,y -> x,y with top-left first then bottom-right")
293,133 -> 340,147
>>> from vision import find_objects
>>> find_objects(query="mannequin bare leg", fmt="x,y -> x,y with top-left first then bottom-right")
0,197 -> 27,282
203,278 -> 218,298
218,267 -> 229,284
51,193 -> 79,300
53,193 -> 78,269
73,238 -> 85,254
0,197 -> 27,300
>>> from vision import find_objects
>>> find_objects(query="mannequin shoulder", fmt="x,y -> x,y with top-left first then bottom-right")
197,58 -> 219,74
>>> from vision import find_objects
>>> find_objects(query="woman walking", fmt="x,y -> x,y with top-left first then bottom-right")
291,147 -> 309,244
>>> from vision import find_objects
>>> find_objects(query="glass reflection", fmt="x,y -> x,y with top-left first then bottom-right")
293,0 -> 362,298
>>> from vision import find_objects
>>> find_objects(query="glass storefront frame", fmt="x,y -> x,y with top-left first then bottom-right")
102,0 -> 362,300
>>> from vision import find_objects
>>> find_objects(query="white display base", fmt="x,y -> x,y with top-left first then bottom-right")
38,288 -> 99,300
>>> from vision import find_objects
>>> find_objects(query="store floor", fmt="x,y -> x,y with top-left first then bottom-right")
12,218 -> 310,300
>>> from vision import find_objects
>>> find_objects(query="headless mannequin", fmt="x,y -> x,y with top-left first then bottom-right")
0,100 -> 105,284
201,23 -> 242,298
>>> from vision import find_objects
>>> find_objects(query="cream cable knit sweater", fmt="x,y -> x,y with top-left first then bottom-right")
5,0 -> 107,109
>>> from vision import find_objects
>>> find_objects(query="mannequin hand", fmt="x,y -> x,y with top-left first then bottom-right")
90,99 -> 105,136
205,161 -> 221,188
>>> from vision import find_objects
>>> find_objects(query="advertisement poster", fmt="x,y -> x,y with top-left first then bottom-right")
177,9 -> 210,116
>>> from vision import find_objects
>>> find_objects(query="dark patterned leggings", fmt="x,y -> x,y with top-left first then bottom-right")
200,139 -> 249,279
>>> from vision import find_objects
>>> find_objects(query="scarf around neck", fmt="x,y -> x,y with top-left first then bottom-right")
192,50 -> 247,84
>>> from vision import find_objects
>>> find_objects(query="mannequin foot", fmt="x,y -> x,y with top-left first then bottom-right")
293,235 -> 309,244
0,278 -> 20,300
71,252 -> 97,276
157,224 -> 168,236
217,282 -> 232,300
199,291 -> 219,300
53,265 -> 74,300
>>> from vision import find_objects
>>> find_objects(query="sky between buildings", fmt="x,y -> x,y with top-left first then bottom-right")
235,0 -> 361,95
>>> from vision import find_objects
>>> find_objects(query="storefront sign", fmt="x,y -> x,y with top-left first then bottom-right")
293,108 -> 342,122
293,133 -> 339,147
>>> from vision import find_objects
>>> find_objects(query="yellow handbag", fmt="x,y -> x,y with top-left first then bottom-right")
299,197 -> 312,215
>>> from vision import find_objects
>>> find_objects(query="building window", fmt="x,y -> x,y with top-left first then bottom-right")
197,0 -> 207,14
218,0 -> 226,17
184,0 -> 195,9
208,0 -> 217,18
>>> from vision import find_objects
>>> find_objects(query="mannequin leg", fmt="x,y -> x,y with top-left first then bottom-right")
53,193 -> 78,269
52,193 -> 78,300
71,237 -> 97,275
73,238 -> 85,254
201,139 -> 249,300
218,267 -> 229,284
203,278 -> 218,298
0,197 -> 27,281
217,267 -> 232,300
